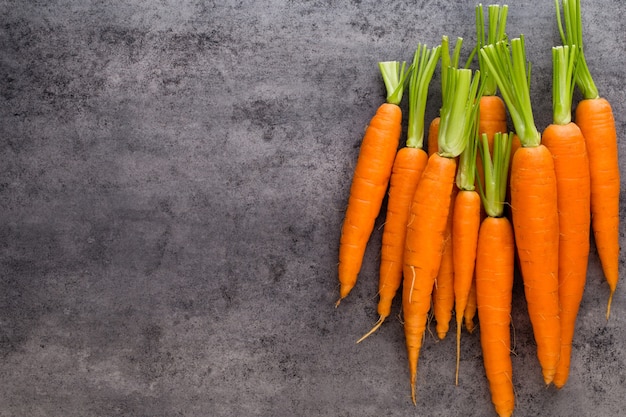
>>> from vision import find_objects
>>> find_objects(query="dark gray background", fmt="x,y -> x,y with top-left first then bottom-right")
1,1 -> 625,416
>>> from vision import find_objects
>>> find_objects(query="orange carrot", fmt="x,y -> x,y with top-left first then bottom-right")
541,45 -> 591,388
433,185 -> 457,340
357,45 -> 440,342
476,131 -> 515,417
464,278 -> 478,333
427,117 -> 440,156
452,110 -> 481,384
481,37 -> 561,385
403,65 -> 481,403
557,0 -> 620,318
336,62 -> 410,306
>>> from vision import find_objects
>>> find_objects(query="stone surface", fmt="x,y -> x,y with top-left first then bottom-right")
1,1 -> 625,416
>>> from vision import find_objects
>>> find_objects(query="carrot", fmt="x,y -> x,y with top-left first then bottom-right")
464,278 -> 478,333
452,102 -> 481,384
481,37 -> 561,385
540,45 -> 591,388
403,64 -> 481,404
336,61 -> 411,306
557,0 -> 620,319
432,185 -> 457,340
357,44 -> 441,342
476,131 -> 515,417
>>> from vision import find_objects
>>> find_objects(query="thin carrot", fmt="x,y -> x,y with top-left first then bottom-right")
452,102 -> 481,384
336,61 -> 411,306
557,0 -> 620,319
357,44 -> 441,342
403,64 -> 481,404
476,131 -> 515,417
541,45 -> 591,389
481,37 -> 561,385
464,278 -> 478,333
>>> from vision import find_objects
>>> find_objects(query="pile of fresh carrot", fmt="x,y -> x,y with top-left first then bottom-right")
335,2 -> 620,416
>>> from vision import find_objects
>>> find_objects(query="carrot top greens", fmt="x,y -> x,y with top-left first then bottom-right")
455,91 -> 481,191
478,131 -> 512,218
555,0 -> 598,99
552,45 -> 578,126
480,37 -> 540,148
406,44 -> 441,149
476,3 -> 509,97
378,61 -> 411,106
438,67 -> 481,158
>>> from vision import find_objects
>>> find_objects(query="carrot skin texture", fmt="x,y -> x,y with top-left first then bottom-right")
464,278 -> 478,333
427,117 -> 440,156
575,98 -> 620,318
476,216 -> 515,417
453,189 -> 481,382
542,122 -> 591,388
403,153 -> 457,403
510,144 -> 561,385
433,186 -> 457,339
338,103 -> 402,301
378,147 -> 429,319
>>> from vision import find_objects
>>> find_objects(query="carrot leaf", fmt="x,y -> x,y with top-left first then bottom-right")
406,44 -> 441,149
555,0 -> 599,99
379,61 -> 411,105
479,37 -> 540,148
478,131 -> 512,218
476,4 -> 509,96
552,44 -> 578,126
438,67 -> 481,158
456,102 -> 480,191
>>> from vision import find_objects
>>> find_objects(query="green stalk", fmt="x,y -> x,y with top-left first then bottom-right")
555,0 -> 598,99
552,45 -> 578,126
441,36 -> 465,103
478,131 -> 512,218
378,61 -> 412,105
479,37 -> 541,147
476,3 -> 509,96
456,103 -> 480,191
438,68 -> 482,158
406,44 -> 442,149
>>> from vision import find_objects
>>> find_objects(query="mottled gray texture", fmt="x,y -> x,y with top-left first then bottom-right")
1,1 -> 625,416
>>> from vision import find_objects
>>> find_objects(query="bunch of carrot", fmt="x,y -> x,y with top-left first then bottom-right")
335,1 -> 620,416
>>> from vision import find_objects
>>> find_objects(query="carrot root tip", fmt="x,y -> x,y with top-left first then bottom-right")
356,316 -> 386,344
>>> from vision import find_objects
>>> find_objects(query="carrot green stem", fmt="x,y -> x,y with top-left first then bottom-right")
378,61 -> 411,105
478,131 -> 512,218
441,36 -> 465,103
456,91 -> 481,191
476,4 -> 509,96
555,0 -> 598,99
479,37 -> 541,148
552,45 -> 578,126
438,67 -> 481,158
406,44 -> 442,149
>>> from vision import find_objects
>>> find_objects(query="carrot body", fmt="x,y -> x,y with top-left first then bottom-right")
452,189 -> 481,383
510,144 -> 561,385
377,147 -> 429,319
427,117 -> 440,156
403,153 -> 457,403
575,98 -> 620,318
338,103 -> 402,302
433,186 -> 457,339
476,216 -> 515,417
542,122 -> 591,388
464,278 -> 478,333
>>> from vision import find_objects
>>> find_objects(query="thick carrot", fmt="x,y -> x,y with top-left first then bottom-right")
481,37 -> 561,385
358,45 -> 441,342
541,45 -> 591,388
476,216 -> 515,417
557,0 -> 620,319
476,131 -> 515,417
403,65 -> 481,404
337,62 -> 410,305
